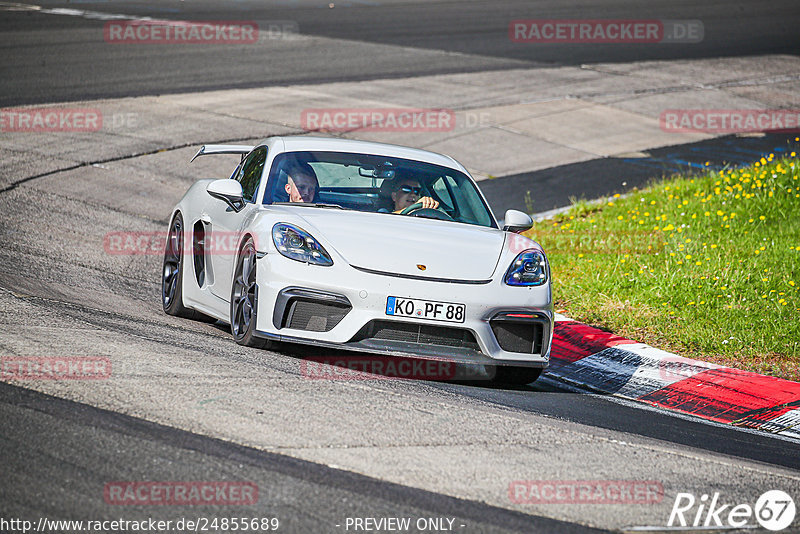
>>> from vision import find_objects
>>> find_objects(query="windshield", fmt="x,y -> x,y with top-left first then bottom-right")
263,151 -> 497,228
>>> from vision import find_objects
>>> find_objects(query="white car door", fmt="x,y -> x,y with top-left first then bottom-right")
205,146 -> 268,302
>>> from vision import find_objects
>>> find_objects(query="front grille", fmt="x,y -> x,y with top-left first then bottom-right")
286,300 -> 350,332
490,320 -> 544,354
353,320 -> 480,351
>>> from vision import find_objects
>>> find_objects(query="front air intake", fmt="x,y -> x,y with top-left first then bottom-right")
285,300 -> 350,332
489,312 -> 547,354
273,287 -> 352,332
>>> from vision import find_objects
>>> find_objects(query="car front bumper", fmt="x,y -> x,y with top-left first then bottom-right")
253,253 -> 553,368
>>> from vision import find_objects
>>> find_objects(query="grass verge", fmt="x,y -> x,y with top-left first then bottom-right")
526,148 -> 800,381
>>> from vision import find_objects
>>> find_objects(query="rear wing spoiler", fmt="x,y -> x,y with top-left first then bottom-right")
190,144 -> 253,162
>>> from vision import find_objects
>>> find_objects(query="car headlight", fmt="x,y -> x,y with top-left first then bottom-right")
504,249 -> 548,286
272,223 -> 333,266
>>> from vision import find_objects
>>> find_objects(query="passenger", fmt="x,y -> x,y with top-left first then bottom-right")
391,178 -> 439,213
284,162 -> 319,203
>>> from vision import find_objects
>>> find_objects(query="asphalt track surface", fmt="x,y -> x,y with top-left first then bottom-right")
0,382 -> 598,534
1,0 -> 799,106
2,1 -> 800,532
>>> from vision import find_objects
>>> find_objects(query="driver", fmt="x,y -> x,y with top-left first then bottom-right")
284,162 -> 318,203
391,179 -> 439,213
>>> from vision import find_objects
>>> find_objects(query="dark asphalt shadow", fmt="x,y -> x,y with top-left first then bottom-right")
481,133 -> 800,215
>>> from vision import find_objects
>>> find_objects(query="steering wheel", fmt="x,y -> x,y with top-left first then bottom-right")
399,202 -> 454,221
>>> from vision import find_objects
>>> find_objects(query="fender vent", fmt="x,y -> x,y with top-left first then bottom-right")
192,221 -> 206,287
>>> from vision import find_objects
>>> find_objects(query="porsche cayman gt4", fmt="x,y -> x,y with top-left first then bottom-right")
162,136 -> 552,384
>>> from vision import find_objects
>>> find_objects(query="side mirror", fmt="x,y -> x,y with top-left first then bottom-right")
207,179 -> 245,212
502,209 -> 533,233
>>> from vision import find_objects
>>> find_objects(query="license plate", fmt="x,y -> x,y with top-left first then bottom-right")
386,296 -> 465,323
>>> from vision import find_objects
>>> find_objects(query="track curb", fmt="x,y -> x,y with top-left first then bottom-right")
547,318 -> 800,439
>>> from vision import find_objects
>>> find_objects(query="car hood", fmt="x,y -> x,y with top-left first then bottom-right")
284,208 -> 505,281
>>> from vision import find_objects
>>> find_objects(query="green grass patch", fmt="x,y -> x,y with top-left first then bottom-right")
527,150 -> 800,381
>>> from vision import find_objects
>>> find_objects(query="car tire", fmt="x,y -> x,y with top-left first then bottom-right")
490,366 -> 543,385
162,212 -> 216,322
230,236 -> 275,349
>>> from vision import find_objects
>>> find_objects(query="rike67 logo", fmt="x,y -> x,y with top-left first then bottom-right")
668,490 -> 796,531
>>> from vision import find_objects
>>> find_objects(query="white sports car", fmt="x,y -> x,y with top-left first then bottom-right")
162,136 -> 552,384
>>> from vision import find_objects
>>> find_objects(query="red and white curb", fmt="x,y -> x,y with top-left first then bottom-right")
546,316 -> 800,439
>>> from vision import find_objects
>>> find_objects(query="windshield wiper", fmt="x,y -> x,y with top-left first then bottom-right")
273,202 -> 345,209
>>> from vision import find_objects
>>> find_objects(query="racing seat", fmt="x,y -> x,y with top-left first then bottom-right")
375,179 -> 396,212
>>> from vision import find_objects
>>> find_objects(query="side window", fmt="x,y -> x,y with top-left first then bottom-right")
235,147 -> 267,203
